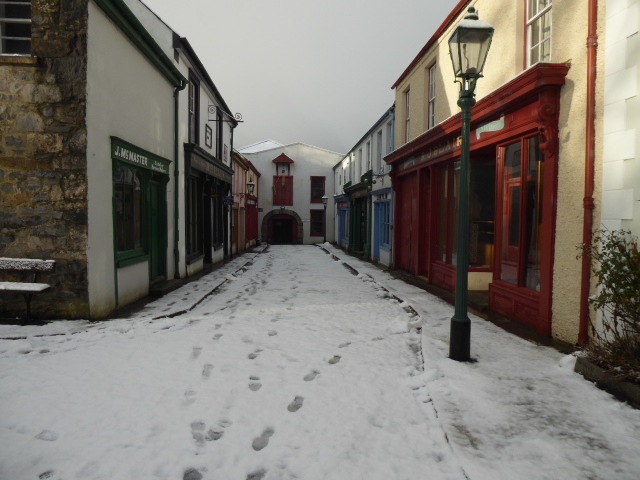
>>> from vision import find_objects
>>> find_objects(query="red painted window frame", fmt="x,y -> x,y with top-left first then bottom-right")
309,209 -> 325,237
310,176 -> 325,203
273,176 -> 293,206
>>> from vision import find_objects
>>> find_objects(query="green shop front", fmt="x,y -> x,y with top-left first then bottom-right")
112,137 -> 171,304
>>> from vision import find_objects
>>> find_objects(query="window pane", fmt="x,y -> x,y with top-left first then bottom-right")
501,142 -> 522,284
114,167 -> 126,252
469,160 -> 495,268
436,166 -> 449,262
451,161 -> 460,266
133,172 -> 142,249
525,136 -> 544,291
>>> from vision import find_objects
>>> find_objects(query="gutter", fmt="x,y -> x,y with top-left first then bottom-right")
174,79 -> 187,279
579,0 -> 599,345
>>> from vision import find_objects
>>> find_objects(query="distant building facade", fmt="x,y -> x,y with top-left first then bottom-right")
239,143 -> 342,245
333,106 -> 395,265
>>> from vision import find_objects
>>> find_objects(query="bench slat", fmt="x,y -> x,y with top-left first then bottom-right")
0,282 -> 51,292
0,258 -> 55,272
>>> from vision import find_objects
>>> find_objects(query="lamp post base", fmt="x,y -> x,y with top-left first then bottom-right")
449,318 -> 471,361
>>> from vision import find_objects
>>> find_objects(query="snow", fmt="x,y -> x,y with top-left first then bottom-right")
1,245 -> 639,480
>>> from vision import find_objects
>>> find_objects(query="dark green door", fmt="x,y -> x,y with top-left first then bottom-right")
149,179 -> 166,284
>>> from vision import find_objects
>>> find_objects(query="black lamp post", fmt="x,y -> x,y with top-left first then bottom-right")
246,178 -> 255,196
447,6 -> 494,362
322,195 -> 328,243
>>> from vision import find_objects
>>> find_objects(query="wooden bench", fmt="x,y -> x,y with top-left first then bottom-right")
0,257 -> 55,320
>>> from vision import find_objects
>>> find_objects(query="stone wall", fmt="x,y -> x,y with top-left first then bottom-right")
0,0 -> 89,319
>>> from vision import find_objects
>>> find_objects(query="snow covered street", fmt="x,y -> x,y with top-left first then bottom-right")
1,245 -> 640,480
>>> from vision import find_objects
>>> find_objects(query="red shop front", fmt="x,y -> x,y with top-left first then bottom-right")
386,64 -> 570,336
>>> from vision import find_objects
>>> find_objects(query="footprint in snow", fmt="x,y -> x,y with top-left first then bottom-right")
183,468 -> 203,480
184,389 -> 197,404
214,324 -> 222,330
338,342 -> 351,348
213,333 -> 223,340
268,330 -> 277,337
247,469 -> 267,480
190,421 -> 206,444
191,347 -> 202,359
252,427 -> 274,451
249,376 -> 262,391
304,370 -> 319,382
202,364 -> 213,378
248,349 -> 262,360
287,396 -> 304,412
328,355 -> 341,364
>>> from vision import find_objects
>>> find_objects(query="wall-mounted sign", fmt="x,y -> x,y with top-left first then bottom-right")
110,136 -> 171,175
476,114 -> 505,139
205,124 -> 213,148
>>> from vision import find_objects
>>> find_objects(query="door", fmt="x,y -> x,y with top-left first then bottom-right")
149,179 -> 166,284
272,217 -> 294,244
498,137 -> 544,291
396,173 -> 418,273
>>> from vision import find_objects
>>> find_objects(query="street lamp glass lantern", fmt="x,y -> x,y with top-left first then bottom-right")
246,179 -> 255,195
321,195 -> 328,206
448,7 -> 494,80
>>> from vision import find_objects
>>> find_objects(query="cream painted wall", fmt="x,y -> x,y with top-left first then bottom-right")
602,0 -> 640,235
392,0 -> 605,343
86,1 -> 175,317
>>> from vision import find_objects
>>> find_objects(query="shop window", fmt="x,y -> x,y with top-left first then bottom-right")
114,164 -> 144,260
527,0 -> 552,66
0,0 -> 31,56
380,201 -> 391,249
310,176 -> 325,203
212,183 -> 225,246
310,210 -> 324,237
436,161 -> 460,265
499,136 -> 544,291
469,159 -> 496,268
186,176 -> 203,257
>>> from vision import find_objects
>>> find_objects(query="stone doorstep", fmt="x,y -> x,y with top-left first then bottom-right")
574,356 -> 640,410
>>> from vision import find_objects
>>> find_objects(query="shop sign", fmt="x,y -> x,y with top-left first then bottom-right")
111,137 -> 171,175
191,155 -> 233,183
421,136 -> 462,163
476,114 -> 505,139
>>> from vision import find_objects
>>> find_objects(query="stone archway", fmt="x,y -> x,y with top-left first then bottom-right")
262,209 -> 303,244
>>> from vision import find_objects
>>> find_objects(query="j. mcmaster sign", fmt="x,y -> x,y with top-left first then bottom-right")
110,136 -> 171,175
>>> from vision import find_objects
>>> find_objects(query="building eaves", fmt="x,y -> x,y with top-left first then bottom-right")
391,0 -> 470,90
174,35 -> 235,125
94,0 -> 187,89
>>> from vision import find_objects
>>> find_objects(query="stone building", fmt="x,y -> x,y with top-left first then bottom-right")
1,0 -> 94,318
0,0 -> 236,320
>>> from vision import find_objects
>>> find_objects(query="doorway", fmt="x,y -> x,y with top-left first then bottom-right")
271,215 -> 295,244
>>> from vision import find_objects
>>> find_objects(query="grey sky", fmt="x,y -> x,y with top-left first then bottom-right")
141,0 -> 461,154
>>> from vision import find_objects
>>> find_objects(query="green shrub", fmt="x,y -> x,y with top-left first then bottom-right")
578,229 -> 640,379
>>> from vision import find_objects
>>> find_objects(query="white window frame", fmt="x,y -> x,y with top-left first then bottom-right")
526,0 -> 552,67
376,130 -> 383,174
404,88 -> 410,143
428,63 -> 437,130
1,0 -> 31,56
